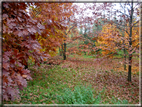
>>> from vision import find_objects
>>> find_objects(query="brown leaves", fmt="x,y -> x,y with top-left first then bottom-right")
27,27 -> 37,34
64,56 -> 139,104
3,62 -> 10,71
37,23 -> 45,30
2,2 -> 48,101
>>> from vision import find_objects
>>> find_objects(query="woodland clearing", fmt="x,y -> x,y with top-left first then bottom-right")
4,54 -> 139,104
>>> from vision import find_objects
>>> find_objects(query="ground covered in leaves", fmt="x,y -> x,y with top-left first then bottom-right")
4,55 -> 139,104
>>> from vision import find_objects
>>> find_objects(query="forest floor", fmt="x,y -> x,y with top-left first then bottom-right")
5,55 -> 139,104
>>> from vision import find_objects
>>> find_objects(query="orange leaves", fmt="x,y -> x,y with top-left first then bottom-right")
92,37 -> 98,41
97,24 -> 121,57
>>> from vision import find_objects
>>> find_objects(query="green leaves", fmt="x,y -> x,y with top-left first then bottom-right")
57,86 -> 95,104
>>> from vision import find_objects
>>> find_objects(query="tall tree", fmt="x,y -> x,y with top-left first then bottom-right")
113,1 -> 140,82
62,21 -> 77,60
97,1 -> 139,81
2,2 -> 47,101
2,2 -> 74,101
60,4 -> 87,60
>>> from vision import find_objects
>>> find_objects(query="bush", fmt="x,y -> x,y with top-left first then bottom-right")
57,85 -> 101,104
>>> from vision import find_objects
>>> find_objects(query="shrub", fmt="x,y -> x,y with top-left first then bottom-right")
57,85 -> 101,104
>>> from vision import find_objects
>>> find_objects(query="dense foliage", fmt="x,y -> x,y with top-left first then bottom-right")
2,2 -> 73,101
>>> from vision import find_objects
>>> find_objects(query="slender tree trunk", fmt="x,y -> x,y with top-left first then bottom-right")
128,0 -> 133,82
59,46 -> 62,56
61,44 -> 63,56
128,54 -> 132,81
123,48 -> 127,70
122,29 -> 127,70
123,3 -> 127,71
61,44 -> 63,51
63,40 -> 66,60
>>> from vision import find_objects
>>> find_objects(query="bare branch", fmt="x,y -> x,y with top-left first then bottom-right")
64,23 -> 77,36
132,20 -> 139,27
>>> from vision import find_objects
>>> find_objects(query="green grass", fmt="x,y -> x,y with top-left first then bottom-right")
4,62 -> 129,104
69,49 -> 139,61
82,55 -> 94,59
68,54 -> 94,59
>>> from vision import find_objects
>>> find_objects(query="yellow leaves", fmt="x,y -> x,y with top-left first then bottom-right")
132,66 -> 139,74
49,50 -> 57,57
101,51 -> 106,55
22,75 -> 27,78
43,58 -> 47,61
102,50 -> 110,56
108,55 -> 113,58
29,56 -> 35,62
40,48 -> 45,53
96,24 -> 121,57
55,17 -> 58,21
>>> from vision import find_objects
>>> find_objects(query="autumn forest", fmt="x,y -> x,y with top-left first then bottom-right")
2,1 -> 141,105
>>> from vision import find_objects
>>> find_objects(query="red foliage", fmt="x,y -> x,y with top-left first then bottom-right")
2,3 -> 48,101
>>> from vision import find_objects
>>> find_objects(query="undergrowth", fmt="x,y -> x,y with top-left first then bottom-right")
3,56 -> 138,104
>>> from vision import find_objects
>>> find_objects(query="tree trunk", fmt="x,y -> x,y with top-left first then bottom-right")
128,54 -> 132,81
59,46 -> 62,56
121,8 -> 127,71
128,0 -> 133,82
63,40 -> 66,60
122,31 -> 127,70
123,48 -> 127,70
123,3 -> 127,71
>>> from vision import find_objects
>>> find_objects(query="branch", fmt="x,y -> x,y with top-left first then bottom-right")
120,3 -> 124,10
132,20 -> 139,27
64,22 -> 77,36
130,43 -> 139,54
111,22 -> 130,35
116,10 -> 130,18
133,3 -> 140,10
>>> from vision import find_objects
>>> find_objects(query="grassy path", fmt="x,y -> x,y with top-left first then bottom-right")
4,56 -> 139,104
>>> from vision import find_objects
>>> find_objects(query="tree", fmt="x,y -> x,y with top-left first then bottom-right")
30,3 -> 80,60
112,1 -> 140,82
96,23 -> 121,58
84,2 -> 140,82
62,22 -> 77,60
59,4 -> 88,60
2,2 -> 48,101
29,3 -> 73,57
93,1 -> 140,82
2,2 -> 74,101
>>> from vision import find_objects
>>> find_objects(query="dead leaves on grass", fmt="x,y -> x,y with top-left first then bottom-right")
28,56 -> 139,104
60,57 -> 139,104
